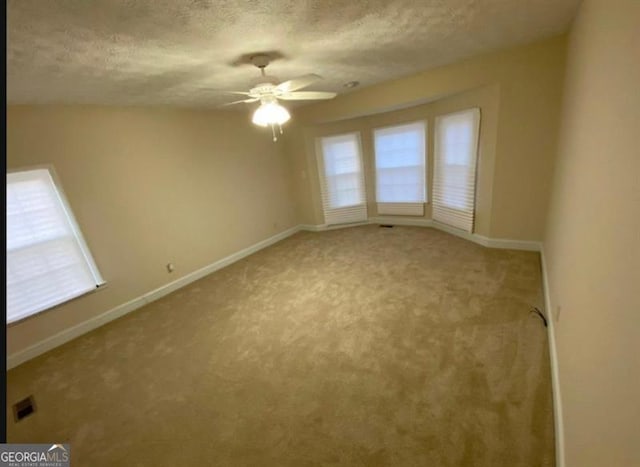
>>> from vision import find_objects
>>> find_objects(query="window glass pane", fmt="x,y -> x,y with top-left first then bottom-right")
374,122 -> 426,203
443,121 -> 473,166
7,178 -> 70,249
320,134 -> 366,209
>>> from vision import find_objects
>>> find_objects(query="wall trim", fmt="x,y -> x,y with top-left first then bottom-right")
369,217 -> 542,251
369,216 -> 433,228
298,223 -> 326,232
540,246 -> 565,467
299,221 -> 370,232
7,225 -> 301,369
477,235 -> 543,252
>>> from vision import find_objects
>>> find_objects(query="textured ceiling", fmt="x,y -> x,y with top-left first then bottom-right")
7,0 -> 580,108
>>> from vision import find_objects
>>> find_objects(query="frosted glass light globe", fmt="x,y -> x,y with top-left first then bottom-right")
252,102 -> 291,127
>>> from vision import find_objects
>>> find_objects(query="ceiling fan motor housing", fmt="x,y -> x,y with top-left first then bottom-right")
247,84 -> 279,102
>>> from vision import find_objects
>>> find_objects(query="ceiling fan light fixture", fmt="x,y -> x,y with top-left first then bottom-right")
251,101 -> 291,127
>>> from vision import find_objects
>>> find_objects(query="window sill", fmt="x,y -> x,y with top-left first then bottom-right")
7,282 -> 108,327
377,202 -> 425,216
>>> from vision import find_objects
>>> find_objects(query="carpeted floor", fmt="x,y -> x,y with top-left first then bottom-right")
6,225 -> 554,466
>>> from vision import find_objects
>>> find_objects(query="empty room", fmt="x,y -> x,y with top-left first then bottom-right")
4,1 -> 638,466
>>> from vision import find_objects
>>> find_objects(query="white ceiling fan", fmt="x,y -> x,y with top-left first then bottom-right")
223,54 -> 337,141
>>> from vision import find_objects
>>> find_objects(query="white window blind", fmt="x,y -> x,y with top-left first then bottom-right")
7,168 -> 104,323
433,108 -> 481,233
317,133 -> 368,225
374,121 -> 426,216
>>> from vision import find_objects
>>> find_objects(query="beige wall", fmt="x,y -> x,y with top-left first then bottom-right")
286,36 -> 566,241
7,105 -> 297,355
543,1 -> 640,466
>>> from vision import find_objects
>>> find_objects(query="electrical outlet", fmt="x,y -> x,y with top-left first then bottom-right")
166,263 -> 175,273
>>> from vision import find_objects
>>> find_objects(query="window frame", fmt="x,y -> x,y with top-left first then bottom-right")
315,132 -> 368,225
432,107 -> 481,233
6,165 -> 106,324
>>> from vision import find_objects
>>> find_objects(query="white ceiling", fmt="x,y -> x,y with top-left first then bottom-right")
7,0 -> 580,108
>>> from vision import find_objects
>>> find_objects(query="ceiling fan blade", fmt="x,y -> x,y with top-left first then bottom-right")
223,91 -> 252,95
275,74 -> 322,93
221,98 -> 259,106
278,91 -> 337,101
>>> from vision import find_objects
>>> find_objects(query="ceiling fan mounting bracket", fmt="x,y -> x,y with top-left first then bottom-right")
250,54 -> 271,70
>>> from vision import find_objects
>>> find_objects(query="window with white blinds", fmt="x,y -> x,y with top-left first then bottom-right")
433,108 -> 481,232
373,121 -> 426,216
7,168 -> 104,323
317,133 -> 367,225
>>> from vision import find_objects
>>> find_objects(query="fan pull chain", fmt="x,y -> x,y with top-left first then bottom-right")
271,124 -> 277,142
279,124 -> 283,134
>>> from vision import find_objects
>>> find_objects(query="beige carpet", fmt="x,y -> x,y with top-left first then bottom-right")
7,225 -> 555,466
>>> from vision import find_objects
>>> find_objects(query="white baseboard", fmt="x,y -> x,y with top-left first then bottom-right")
298,223 -> 326,232
140,225 -> 300,304
429,220 -> 541,251
7,296 -> 147,370
7,225 -> 301,370
540,246 -> 565,467
429,220 -> 480,244
299,222 -> 370,232
308,217 -> 542,252
477,235 -> 542,252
